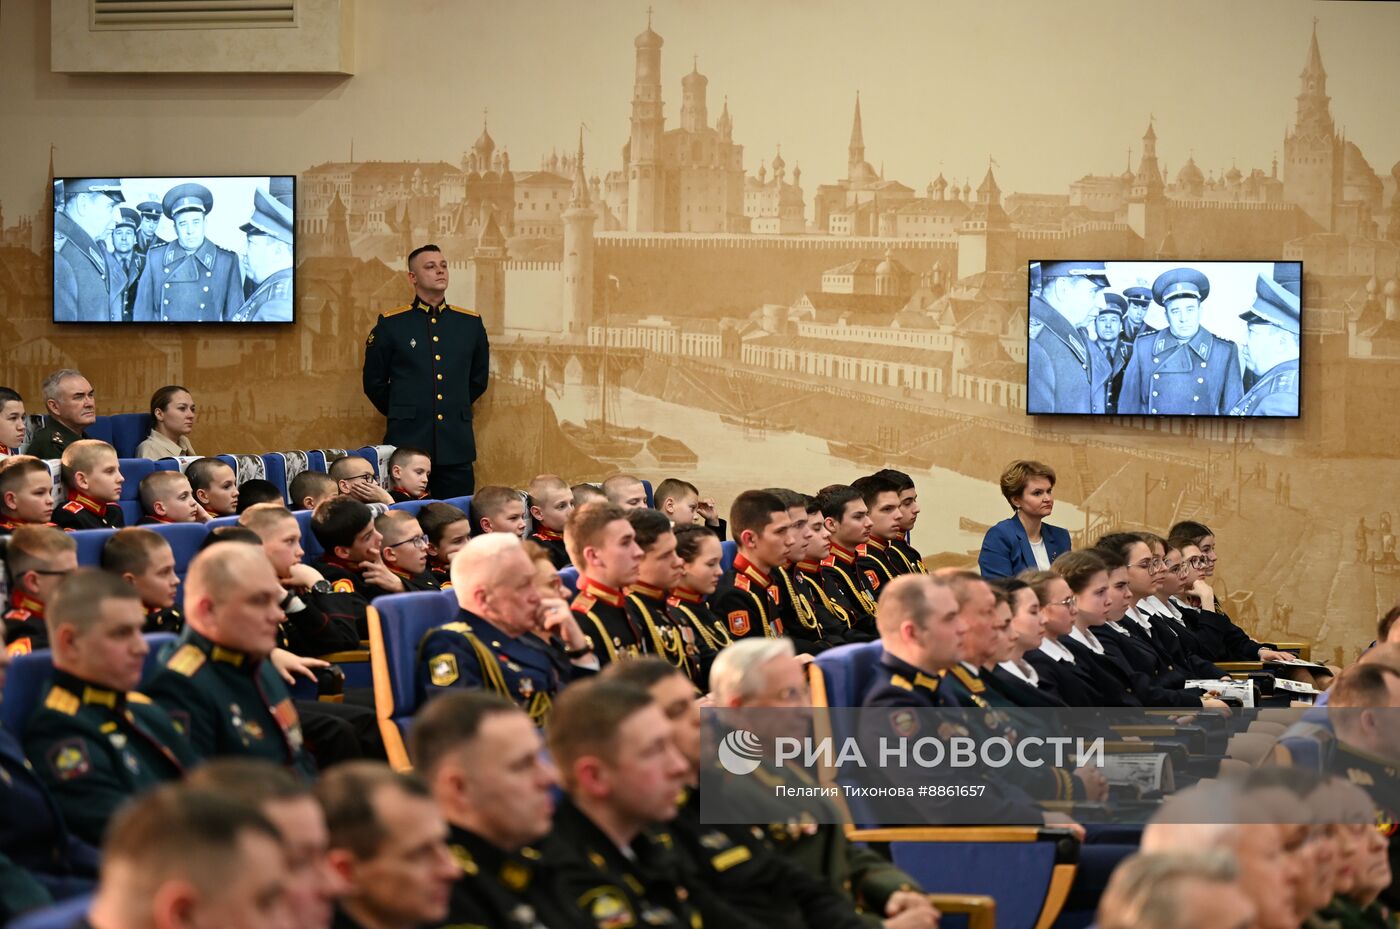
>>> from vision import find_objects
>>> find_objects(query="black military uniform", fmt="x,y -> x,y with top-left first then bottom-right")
363,565 -> 440,601
1118,268 -> 1243,415
142,628 -> 315,777
142,605 -> 184,635
445,823 -> 587,929
627,583 -> 711,688
542,797 -> 706,929
23,419 -> 85,461
820,544 -> 878,638
277,584 -> 361,658
419,609 -> 584,726
388,486 -> 428,504
768,564 -> 835,655
0,517 -> 55,539
887,531 -> 926,575
131,184 -> 244,323
795,561 -> 873,643
4,592 -> 49,656
570,576 -> 647,667
666,588 -> 730,692
51,492 -> 125,532
231,187 -> 295,323
362,295 -> 491,498
711,555 -> 785,643
429,562 -> 453,590
307,556 -> 374,637
855,538 -> 901,594
23,670 -> 198,845
529,526 -> 571,570
1230,267 -> 1302,417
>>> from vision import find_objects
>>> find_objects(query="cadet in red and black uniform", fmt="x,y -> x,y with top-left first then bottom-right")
711,491 -> 790,644
308,497 -> 396,637
385,446 -> 432,503
763,488 -> 840,654
625,510 -> 711,689
372,510 -> 441,594
136,470 -> 204,525
797,494 -> 873,643
814,485 -> 879,637
565,501 -> 647,666
851,475 -> 906,592
526,473 -> 574,569
667,526 -> 731,691
419,502 -> 472,591
3,527 -> 77,655
871,468 -> 928,575
101,529 -> 185,634
51,440 -> 125,532
0,455 -> 57,537
362,243 -> 490,500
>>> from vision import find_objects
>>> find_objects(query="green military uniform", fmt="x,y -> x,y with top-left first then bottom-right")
1315,898 -> 1398,929
23,669 -> 197,845
444,823 -> 586,929
23,419 -> 85,461
143,628 -> 315,777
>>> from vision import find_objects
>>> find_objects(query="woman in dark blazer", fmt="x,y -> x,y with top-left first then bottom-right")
978,459 -> 1072,579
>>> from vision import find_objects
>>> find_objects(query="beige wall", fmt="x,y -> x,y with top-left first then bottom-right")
3,0 -> 1399,661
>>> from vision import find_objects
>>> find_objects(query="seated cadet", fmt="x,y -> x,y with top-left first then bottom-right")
317,762 -> 460,929
419,501 -> 471,589
1053,549 -> 1145,707
814,484 -> 879,636
309,497 -> 403,622
1137,538 -> 1235,674
133,384 -> 197,460
142,542 -> 316,775
101,527 -> 184,633
526,472 -> 574,568
601,473 -> 648,511
240,503 -> 360,657
51,439 -> 125,531
0,455 -> 56,534
137,469 -> 205,524
290,469 -> 338,512
186,758 -> 347,929
710,639 -> 940,920
666,525 -> 732,689
385,446 -> 432,502
565,500 -> 648,665
0,386 -> 26,456
1020,569 -> 1110,706
23,570 -> 197,845
654,476 -> 727,539
236,478 -> 283,512
571,482 -> 606,507
469,484 -> 528,538
543,678 -> 725,929
870,468 -> 926,575
4,526 -> 77,655
850,474 -> 907,589
329,453 -> 394,507
712,490 -> 793,644
411,691 -> 585,929
186,456 -> 240,517
991,576 -> 1062,704
796,492 -> 870,643
371,509 -> 439,594
418,533 -> 598,723
762,490 -> 828,649
82,784 -> 298,929
624,508 -> 712,689
608,658 -> 895,929
23,369 -> 95,462
1097,851 -> 1256,929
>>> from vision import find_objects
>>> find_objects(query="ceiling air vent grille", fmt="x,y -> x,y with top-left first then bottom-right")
92,0 -> 297,31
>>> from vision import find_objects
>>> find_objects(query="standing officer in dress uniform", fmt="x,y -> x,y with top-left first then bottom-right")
1230,264 -> 1301,417
1119,267 -> 1243,415
1091,292 -> 1132,414
131,183 -> 244,322
1027,261 -> 1110,414
1122,286 -> 1154,342
362,244 -> 490,499
110,207 -> 144,322
53,178 -> 125,323
134,200 -> 163,255
231,187 -> 294,323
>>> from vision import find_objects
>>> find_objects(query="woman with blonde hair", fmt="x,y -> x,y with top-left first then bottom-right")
978,459 -> 1072,578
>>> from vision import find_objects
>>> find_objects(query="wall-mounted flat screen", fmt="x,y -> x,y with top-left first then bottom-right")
53,175 -> 295,324
1026,259 -> 1302,418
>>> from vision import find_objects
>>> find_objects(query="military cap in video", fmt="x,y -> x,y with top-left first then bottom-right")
1040,260 -> 1111,289
1123,286 -> 1152,307
1097,292 -> 1128,317
115,206 -> 141,231
240,187 -> 293,245
1240,269 -> 1301,335
1152,267 -> 1210,306
67,179 -> 124,201
267,176 -> 294,209
162,183 -> 214,218
137,200 -> 162,218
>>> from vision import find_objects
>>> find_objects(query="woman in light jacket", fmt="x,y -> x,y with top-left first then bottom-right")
135,384 -> 197,459
977,459 -> 1071,578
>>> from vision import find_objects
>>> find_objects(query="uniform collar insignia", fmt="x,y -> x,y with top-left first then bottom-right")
81,685 -> 120,708
1187,327 -> 1213,358
9,591 -> 45,617
67,490 -> 108,514
669,586 -> 703,604
532,526 -> 563,541
733,554 -> 770,588
578,576 -> 624,607
795,560 -> 822,576
865,536 -> 888,552
210,644 -> 247,667
828,543 -> 857,565
627,581 -> 665,601
414,297 -> 448,314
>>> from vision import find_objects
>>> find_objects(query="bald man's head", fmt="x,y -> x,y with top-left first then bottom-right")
450,533 -> 540,636
183,542 -> 285,657
877,574 -> 962,672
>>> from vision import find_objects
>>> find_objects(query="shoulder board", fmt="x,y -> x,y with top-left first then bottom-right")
62,501 -> 84,514
127,692 -> 152,705
435,621 -> 472,635
734,575 -> 752,592
571,593 -> 596,613
447,304 -> 480,317
889,674 -> 914,691
949,665 -> 984,693
44,686 -> 80,716
166,643 -> 207,677
382,304 -> 414,318
4,608 -> 31,621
